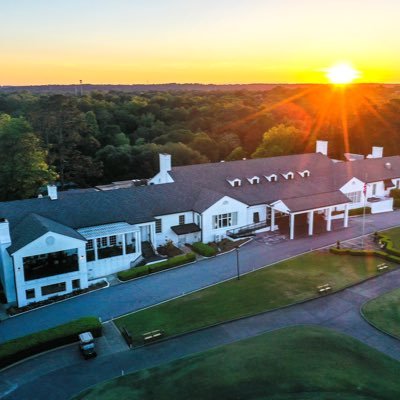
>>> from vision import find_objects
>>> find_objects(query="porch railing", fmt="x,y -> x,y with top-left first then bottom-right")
227,219 -> 270,239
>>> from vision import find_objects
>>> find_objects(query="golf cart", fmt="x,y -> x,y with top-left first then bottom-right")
79,332 -> 97,359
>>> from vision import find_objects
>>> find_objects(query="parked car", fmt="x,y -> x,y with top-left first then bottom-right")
79,332 -> 97,359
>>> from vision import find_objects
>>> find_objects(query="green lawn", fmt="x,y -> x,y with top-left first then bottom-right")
362,288 -> 400,338
115,251 -> 396,343
381,227 -> 400,249
73,326 -> 400,400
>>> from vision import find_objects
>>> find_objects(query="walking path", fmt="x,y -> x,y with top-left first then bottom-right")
1,211 -> 400,343
2,252 -> 400,400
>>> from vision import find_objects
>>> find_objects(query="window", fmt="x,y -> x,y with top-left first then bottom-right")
72,279 -> 80,290
346,191 -> 362,203
270,176 -> 277,182
101,237 -> 108,247
251,178 -> 259,184
253,212 -> 260,223
212,212 -> 238,229
41,282 -> 66,296
109,235 -> 117,246
155,218 -> 162,233
372,184 -> 377,196
179,215 -> 185,225
26,289 -> 35,299
86,239 -> 93,250
233,180 -> 240,187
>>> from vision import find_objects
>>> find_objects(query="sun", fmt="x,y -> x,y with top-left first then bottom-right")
326,63 -> 360,85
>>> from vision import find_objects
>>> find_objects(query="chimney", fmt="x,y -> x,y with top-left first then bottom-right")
47,184 -> 58,200
159,153 -> 171,174
368,146 -> 383,159
316,140 -> 328,156
0,219 -> 11,245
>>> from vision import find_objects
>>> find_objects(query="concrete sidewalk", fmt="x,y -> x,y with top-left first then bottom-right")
1,211 -> 400,343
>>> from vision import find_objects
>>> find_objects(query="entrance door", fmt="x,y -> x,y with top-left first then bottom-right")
253,212 -> 260,223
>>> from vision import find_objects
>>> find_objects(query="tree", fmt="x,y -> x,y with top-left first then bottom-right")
251,124 -> 304,159
0,115 -> 56,200
189,133 -> 219,162
226,146 -> 247,161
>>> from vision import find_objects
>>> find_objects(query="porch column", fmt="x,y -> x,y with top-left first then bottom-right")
136,232 -> 141,254
344,204 -> 349,228
93,238 -> 98,261
289,213 -> 295,240
326,207 -> 332,231
271,208 -> 276,232
308,210 -> 314,236
122,234 -> 126,255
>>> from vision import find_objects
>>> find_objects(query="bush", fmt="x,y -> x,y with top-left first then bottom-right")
329,244 -> 400,264
393,198 -> 400,208
0,316 -> 102,369
348,207 -> 371,216
192,242 -> 218,257
390,188 -> 400,199
117,253 -> 196,281
118,264 -> 149,281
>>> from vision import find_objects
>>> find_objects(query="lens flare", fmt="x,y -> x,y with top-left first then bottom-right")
327,63 -> 360,85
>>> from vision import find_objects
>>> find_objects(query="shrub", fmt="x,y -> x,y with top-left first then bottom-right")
0,316 -> 102,369
394,198 -> 400,208
390,188 -> 400,199
348,207 -> 371,216
192,242 -> 218,257
329,244 -> 400,264
117,253 -> 196,281
118,264 -> 149,281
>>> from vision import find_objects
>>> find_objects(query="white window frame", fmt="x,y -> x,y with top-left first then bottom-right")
155,218 -> 162,233
212,212 -> 238,229
346,191 -> 362,203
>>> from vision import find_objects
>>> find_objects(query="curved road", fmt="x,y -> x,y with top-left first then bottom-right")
1,211 -> 400,343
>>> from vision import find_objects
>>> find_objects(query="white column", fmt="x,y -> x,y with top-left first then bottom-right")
271,208 -> 276,231
290,213 -> 295,240
93,238 -> 98,261
326,207 -> 332,231
308,210 -> 314,236
136,232 -> 141,254
344,204 -> 349,228
122,234 -> 126,255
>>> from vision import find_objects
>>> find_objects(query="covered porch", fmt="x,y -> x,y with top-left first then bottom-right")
270,192 -> 351,240
78,222 -> 142,279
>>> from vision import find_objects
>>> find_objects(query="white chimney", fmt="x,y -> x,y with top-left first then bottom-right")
159,153 -> 171,174
0,219 -> 11,245
316,140 -> 328,156
47,184 -> 58,200
370,146 -> 383,159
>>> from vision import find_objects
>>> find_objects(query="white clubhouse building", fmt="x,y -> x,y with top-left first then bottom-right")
1,140 -> 399,307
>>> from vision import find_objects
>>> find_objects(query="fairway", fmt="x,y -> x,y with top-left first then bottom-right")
362,288 -> 400,338
74,326 -> 400,400
115,251 -> 396,342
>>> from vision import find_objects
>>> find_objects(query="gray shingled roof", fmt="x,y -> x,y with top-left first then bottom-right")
281,191 -> 350,213
2,152 -> 399,251
8,213 -> 86,254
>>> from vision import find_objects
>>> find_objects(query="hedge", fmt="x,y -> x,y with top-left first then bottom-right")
191,242 -> 218,257
329,247 -> 400,263
348,207 -> 371,216
0,316 -> 102,369
118,252 -> 196,281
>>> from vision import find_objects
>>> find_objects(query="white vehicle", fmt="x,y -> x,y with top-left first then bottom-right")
79,332 -> 97,359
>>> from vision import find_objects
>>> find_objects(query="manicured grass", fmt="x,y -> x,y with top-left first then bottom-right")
362,288 -> 400,338
115,251 -> 396,343
73,326 -> 400,400
381,227 -> 400,249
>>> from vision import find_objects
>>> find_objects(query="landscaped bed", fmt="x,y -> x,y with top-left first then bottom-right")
0,316 -> 102,369
362,288 -> 400,339
73,326 -> 400,400
115,251 -> 397,344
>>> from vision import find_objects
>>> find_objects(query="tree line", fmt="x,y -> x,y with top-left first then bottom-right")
0,85 -> 399,201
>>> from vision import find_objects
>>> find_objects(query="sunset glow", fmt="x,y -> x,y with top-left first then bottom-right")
1,0 -> 400,85
326,64 -> 360,85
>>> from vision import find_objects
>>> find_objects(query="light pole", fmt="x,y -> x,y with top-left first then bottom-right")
235,247 -> 240,280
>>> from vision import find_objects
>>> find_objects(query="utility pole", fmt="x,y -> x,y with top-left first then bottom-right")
235,247 -> 240,280
361,173 -> 368,248
79,79 -> 83,96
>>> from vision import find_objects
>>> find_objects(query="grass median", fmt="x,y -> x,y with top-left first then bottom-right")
115,251 -> 396,343
74,326 -> 400,400
362,288 -> 400,338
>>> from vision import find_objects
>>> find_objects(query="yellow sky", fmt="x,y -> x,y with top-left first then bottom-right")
1,0 -> 399,85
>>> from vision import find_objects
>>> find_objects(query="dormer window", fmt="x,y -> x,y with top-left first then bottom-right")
227,178 -> 242,187
247,176 -> 260,185
298,170 -> 310,178
264,174 -> 278,182
281,172 -> 294,180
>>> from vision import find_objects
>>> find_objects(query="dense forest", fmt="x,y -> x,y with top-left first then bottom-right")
0,84 -> 399,201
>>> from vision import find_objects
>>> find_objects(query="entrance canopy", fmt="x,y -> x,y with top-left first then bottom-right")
171,223 -> 201,236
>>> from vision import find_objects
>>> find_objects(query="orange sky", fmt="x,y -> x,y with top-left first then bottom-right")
1,0 -> 400,85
